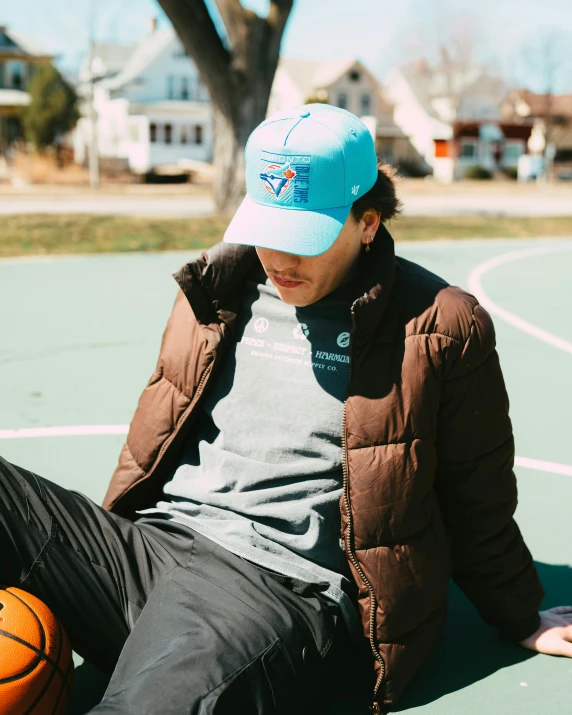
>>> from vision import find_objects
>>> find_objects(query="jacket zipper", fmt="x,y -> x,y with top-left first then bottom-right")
152,348 -> 218,471
342,306 -> 386,715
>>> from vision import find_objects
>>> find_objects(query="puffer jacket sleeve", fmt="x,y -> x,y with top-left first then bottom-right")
435,301 -> 544,641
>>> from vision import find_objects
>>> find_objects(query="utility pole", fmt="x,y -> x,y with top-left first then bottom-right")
87,0 -> 100,189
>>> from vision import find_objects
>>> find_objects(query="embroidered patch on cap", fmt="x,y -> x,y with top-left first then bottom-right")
259,151 -> 311,204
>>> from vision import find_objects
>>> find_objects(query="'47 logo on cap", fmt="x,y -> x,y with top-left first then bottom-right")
351,184 -> 360,196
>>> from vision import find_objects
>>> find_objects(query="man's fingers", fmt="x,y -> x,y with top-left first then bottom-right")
563,625 -> 572,642
557,638 -> 572,657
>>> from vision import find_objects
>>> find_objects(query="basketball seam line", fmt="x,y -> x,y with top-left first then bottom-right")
23,612 -> 64,715
8,591 -> 71,683
0,628 -> 70,683
0,629 -> 45,683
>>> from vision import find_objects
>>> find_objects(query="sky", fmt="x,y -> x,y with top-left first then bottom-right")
3,0 -> 572,92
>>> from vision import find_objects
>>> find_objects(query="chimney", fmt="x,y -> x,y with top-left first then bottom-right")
150,17 -> 158,33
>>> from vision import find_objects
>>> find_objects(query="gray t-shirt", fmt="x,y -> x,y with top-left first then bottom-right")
137,276 -> 363,640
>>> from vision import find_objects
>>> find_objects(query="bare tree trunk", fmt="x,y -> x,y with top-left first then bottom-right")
212,91 -> 271,213
156,0 -> 294,214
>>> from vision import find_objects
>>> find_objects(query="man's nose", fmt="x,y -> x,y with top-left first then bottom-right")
268,250 -> 299,272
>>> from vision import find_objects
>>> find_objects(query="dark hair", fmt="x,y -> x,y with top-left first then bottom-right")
350,163 -> 402,225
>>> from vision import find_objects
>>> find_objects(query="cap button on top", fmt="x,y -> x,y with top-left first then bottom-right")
300,111 -> 311,117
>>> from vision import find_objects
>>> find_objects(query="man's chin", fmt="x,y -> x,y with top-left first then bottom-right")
275,289 -> 312,307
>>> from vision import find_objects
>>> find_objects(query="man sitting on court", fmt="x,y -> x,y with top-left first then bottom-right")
2,104 -> 572,715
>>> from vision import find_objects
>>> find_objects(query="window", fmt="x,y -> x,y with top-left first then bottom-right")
459,140 -> 477,159
349,70 -> 361,82
503,141 -> 523,163
150,122 -> 157,143
181,125 -> 188,144
337,92 -> 347,110
195,125 -> 203,145
0,62 -> 4,89
167,75 -> 174,100
181,77 -> 189,100
434,139 -> 450,158
361,93 -> 371,115
164,124 -> 172,144
197,77 -> 209,102
7,60 -> 24,90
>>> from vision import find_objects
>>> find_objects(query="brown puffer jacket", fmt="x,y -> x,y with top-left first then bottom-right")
102,227 -> 544,711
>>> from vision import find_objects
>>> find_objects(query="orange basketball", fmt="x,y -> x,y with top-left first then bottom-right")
0,587 -> 74,714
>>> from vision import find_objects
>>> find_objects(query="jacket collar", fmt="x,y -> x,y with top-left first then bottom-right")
350,224 -> 396,348
173,225 -> 396,344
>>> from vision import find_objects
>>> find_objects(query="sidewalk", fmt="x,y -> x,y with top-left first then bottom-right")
0,180 -> 570,217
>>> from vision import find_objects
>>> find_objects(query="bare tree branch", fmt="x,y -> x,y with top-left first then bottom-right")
216,0 -> 254,50
268,0 -> 294,43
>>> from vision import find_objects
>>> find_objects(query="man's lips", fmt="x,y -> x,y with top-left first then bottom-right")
271,274 -> 304,288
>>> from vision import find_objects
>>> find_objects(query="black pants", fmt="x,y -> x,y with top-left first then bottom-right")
0,456 -> 369,714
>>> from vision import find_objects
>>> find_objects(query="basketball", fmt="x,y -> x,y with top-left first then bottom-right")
0,587 -> 74,714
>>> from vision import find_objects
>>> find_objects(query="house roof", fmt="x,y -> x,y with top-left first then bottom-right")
278,57 -> 406,138
504,89 -> 572,118
102,28 -> 175,91
277,57 -> 359,99
89,42 -> 135,79
0,24 -> 52,58
398,58 -> 507,123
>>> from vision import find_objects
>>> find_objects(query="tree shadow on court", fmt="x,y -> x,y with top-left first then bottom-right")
67,562 -> 572,715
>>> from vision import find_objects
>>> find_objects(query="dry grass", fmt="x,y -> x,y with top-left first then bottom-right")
1,214 -> 571,259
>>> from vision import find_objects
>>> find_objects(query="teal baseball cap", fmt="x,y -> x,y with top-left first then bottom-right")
223,103 -> 378,257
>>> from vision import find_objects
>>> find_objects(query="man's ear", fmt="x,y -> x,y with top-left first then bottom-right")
359,210 -> 382,245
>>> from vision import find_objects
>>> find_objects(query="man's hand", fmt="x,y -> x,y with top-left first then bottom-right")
519,607 -> 572,656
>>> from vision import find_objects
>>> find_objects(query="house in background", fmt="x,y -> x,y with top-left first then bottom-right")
78,42 -> 135,87
0,25 -> 54,149
73,22 -> 212,175
269,57 -> 417,169
502,89 -> 572,180
385,54 -> 533,181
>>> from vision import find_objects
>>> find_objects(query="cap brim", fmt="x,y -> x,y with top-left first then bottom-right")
223,195 -> 352,257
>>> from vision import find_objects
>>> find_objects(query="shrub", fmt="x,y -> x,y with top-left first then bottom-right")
395,158 -> 431,178
23,65 -> 79,149
464,165 -> 493,180
502,167 -> 518,180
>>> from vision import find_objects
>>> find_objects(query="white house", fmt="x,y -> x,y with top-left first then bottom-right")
74,24 -> 212,174
385,55 -> 531,181
269,58 -> 415,167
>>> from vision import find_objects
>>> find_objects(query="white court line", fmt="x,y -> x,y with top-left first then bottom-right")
0,425 -> 571,477
515,457 -> 572,477
467,243 -> 572,355
0,425 -> 129,439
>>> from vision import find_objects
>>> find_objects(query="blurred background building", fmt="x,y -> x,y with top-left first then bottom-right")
73,21 -> 212,177
0,25 -> 53,149
1,4 -> 572,186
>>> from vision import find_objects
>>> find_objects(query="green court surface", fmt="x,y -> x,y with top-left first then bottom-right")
1,238 -> 572,714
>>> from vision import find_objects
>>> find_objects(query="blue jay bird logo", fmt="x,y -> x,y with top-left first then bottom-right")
260,163 -> 297,198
